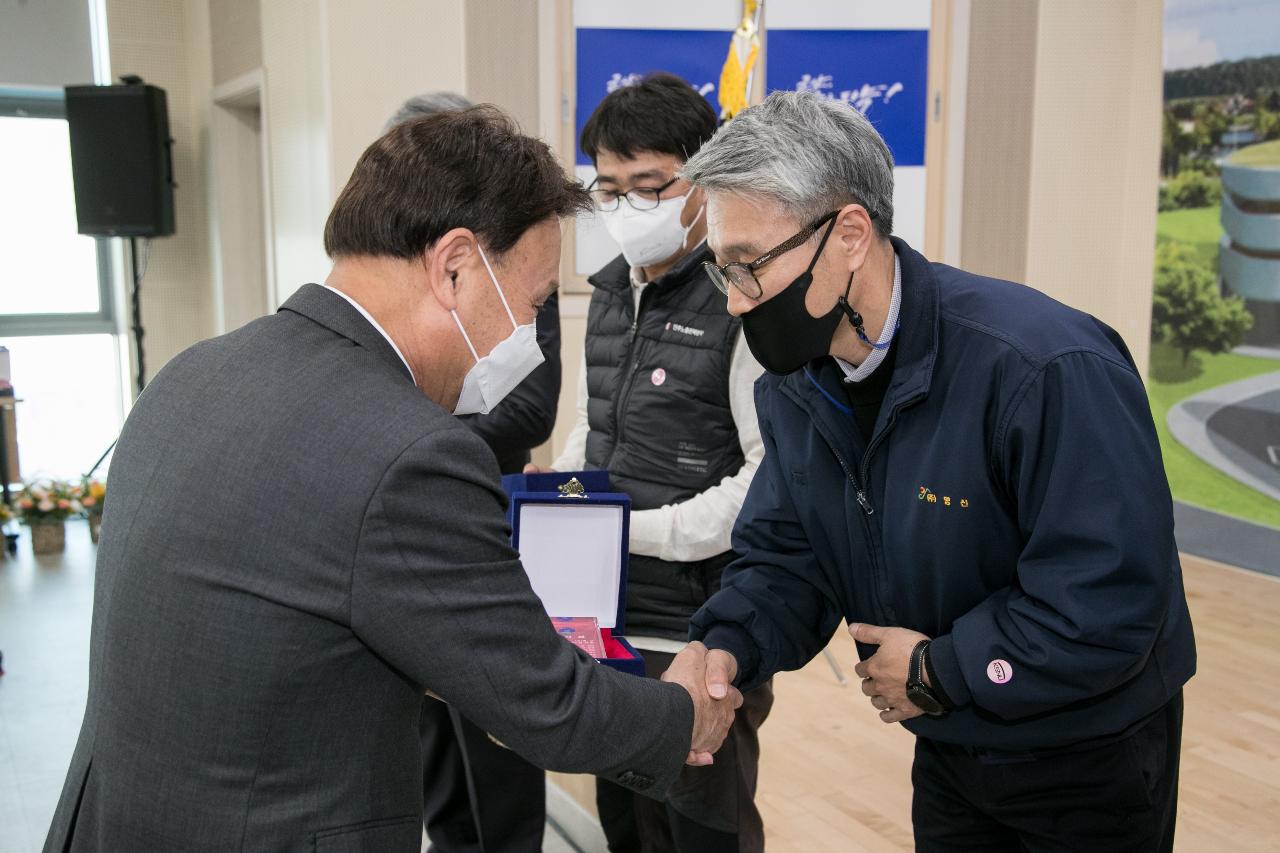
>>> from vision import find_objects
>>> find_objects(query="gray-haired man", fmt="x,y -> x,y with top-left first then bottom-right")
683,91 -> 1194,852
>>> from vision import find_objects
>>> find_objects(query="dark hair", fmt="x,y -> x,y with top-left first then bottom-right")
579,72 -> 718,164
325,105 -> 590,260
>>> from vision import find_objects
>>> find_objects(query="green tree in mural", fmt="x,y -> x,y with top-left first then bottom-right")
1256,105 -> 1280,142
1170,169 -> 1222,208
1152,243 -> 1252,367
1192,101 -> 1230,151
1161,110 -> 1194,176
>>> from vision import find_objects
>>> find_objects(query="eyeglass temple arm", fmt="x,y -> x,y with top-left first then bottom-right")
749,212 -> 837,271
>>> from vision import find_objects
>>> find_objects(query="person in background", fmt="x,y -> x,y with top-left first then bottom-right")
386,92 -> 559,853
529,72 -> 771,853
683,90 -> 1196,852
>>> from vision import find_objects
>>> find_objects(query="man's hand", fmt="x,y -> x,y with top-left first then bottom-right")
661,642 -> 743,766
521,464 -> 556,474
850,623 -> 931,724
704,647 -> 738,701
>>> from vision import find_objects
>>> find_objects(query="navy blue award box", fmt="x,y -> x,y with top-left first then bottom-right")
501,470 -> 644,676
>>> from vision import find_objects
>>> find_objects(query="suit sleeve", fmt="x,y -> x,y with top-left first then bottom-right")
688,383 -> 844,691
927,350 -> 1181,719
349,423 -> 692,796
459,293 -> 562,460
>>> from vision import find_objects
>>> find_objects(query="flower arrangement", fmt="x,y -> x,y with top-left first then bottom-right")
82,478 -> 106,544
14,480 -> 82,525
81,478 -> 106,516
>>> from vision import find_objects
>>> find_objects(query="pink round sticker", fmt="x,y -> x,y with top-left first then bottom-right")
651,368 -> 667,386
987,659 -> 1013,684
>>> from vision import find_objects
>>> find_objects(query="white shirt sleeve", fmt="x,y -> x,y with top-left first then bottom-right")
628,328 -> 765,562
550,351 -> 590,472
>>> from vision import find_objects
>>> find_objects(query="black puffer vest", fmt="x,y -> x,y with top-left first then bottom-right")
585,245 -> 745,639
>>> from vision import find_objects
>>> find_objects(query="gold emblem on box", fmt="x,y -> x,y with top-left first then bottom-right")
558,477 -> 588,499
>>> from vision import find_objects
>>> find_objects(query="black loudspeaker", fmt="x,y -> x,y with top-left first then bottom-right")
64,82 -> 176,237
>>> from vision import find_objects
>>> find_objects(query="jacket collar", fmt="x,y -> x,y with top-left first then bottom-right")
278,283 -> 415,384
782,237 -> 939,429
587,243 -> 715,296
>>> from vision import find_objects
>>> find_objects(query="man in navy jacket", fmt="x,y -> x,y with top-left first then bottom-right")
681,91 -> 1196,851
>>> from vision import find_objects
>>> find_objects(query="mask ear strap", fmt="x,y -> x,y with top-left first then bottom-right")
681,201 -> 706,250
451,310 -> 481,362
835,271 -> 864,330
476,244 -> 518,328
805,214 -> 838,276
821,214 -> 864,329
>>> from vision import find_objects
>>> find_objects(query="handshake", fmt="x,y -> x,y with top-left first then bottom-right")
660,641 -> 742,766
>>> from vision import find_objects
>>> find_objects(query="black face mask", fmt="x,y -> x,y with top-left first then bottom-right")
741,217 -> 864,375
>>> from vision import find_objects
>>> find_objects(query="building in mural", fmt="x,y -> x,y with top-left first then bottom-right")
1221,143 -> 1280,343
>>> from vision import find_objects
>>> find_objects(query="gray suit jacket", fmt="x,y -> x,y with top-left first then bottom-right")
45,285 -> 693,853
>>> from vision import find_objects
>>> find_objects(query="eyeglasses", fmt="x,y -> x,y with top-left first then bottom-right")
704,211 -> 840,300
588,176 -> 681,212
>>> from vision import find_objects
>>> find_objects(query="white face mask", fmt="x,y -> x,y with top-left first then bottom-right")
451,245 -> 545,416
600,189 -> 705,268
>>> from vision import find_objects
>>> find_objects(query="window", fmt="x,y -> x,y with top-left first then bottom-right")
3,335 -> 123,481
1,87 -> 123,483
0,88 -> 115,335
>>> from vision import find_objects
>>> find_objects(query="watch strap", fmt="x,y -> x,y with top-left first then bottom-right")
908,639 -> 952,716
908,640 -> 929,688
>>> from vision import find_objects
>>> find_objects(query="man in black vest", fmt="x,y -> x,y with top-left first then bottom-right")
528,73 -> 771,853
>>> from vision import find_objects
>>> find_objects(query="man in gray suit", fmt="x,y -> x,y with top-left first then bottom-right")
44,106 -> 740,853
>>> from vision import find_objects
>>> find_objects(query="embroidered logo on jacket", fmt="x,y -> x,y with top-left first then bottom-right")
918,486 -> 968,508
664,321 -> 705,338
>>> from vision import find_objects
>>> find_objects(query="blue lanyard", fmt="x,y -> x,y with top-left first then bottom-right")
856,319 -> 900,351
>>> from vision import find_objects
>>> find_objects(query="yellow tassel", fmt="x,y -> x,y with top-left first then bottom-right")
718,0 -> 762,121
718,39 -> 759,121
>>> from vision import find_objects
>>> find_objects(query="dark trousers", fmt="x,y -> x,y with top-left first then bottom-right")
420,695 -> 546,853
913,692 -> 1184,852
596,648 -> 774,853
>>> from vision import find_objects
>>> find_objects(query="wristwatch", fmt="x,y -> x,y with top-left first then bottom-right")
906,639 -> 950,716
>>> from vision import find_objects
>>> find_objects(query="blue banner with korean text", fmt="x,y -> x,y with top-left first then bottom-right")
765,29 -> 929,167
574,27 -> 728,166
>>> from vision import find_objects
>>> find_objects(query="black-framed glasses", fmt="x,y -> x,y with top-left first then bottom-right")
704,211 -> 840,299
589,176 -> 681,212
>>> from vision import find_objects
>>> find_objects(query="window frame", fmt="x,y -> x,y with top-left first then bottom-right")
0,86 -> 117,338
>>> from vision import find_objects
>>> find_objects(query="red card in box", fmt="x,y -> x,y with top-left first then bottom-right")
508,477 -> 644,676
551,616 -> 605,657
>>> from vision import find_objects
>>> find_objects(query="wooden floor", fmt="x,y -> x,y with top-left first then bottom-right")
754,554 -> 1280,852
555,554 -> 1280,851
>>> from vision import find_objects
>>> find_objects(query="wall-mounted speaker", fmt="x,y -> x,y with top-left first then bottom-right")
64,82 -> 176,237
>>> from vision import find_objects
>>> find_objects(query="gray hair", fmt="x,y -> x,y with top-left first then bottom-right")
384,91 -> 474,132
682,90 -> 895,237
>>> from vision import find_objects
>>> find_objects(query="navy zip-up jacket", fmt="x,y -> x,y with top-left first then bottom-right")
691,238 -> 1196,751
